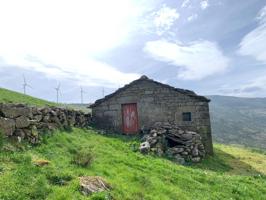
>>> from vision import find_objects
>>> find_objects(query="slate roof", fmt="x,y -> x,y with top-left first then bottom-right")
89,75 -> 210,108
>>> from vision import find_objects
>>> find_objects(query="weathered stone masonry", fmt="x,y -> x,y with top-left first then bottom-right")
0,103 -> 91,144
91,76 -> 213,155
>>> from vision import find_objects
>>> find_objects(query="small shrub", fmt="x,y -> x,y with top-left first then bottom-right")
0,165 -> 4,173
41,135 -> 49,144
132,175 -> 151,187
129,141 -> 139,152
29,176 -> 51,200
72,148 -> 94,167
0,131 -> 3,150
68,147 -> 78,155
47,173 -> 73,186
11,154 -> 32,164
90,192 -> 112,200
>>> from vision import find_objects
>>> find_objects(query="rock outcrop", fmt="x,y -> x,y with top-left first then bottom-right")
0,103 -> 91,144
79,176 -> 111,195
140,122 -> 206,163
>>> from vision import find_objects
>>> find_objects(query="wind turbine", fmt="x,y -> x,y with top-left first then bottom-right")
55,83 -> 61,103
22,75 -> 32,95
102,87 -> 105,98
80,87 -> 86,104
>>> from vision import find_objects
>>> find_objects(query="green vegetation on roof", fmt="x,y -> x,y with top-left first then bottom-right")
0,87 -> 56,107
0,128 -> 265,200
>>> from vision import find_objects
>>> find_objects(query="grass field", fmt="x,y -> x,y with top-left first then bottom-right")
1,88 -> 266,199
0,128 -> 265,200
0,87 -> 56,106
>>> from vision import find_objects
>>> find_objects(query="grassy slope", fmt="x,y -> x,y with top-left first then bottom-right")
0,88 -> 56,106
0,129 -> 265,200
0,88 -> 265,199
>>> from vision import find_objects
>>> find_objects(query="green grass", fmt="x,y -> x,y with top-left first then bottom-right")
0,128 -> 265,200
0,88 -> 265,199
0,87 -> 56,106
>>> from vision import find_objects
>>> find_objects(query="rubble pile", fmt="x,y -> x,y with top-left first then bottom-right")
140,122 -> 206,163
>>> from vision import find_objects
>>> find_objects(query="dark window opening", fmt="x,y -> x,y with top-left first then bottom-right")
182,112 -> 192,121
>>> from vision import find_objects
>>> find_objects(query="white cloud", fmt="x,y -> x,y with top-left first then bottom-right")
200,0 -> 209,10
181,0 -> 190,8
187,14 -> 198,22
257,5 -> 266,23
0,0 -> 143,87
0,0 -> 141,54
219,75 -> 266,97
143,39 -> 229,80
0,53 -> 140,88
153,5 -> 180,35
238,5 -> 266,63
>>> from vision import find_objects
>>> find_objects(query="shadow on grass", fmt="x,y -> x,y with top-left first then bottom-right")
190,147 -> 261,175
90,127 -> 143,142
87,127 -> 263,176
38,127 -> 263,176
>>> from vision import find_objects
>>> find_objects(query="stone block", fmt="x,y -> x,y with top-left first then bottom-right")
15,115 -> 31,128
0,117 -> 15,136
1,104 -> 33,118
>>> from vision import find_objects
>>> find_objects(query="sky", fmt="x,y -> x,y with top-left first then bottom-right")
0,0 -> 266,103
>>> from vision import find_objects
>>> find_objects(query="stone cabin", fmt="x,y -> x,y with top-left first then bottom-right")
90,75 -> 213,154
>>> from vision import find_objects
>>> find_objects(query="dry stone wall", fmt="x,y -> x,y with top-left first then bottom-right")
139,122 -> 206,164
0,103 -> 91,144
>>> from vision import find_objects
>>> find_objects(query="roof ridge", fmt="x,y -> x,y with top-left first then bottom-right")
90,76 -> 209,108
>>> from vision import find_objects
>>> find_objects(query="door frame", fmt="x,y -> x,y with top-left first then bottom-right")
121,103 -> 139,134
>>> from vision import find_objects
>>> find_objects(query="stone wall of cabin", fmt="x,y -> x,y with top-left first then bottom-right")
92,79 -> 213,155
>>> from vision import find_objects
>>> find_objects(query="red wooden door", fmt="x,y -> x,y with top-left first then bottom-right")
122,103 -> 139,134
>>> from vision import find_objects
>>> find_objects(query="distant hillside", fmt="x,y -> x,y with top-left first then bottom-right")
208,95 -> 266,149
0,87 -> 56,107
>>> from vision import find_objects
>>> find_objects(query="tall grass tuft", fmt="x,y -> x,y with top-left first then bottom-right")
0,131 -> 3,150
71,147 -> 94,167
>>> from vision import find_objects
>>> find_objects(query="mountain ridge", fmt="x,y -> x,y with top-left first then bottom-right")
208,95 -> 266,149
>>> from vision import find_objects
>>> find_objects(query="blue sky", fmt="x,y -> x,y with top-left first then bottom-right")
0,0 -> 266,103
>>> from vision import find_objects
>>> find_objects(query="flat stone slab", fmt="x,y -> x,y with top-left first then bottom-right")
79,176 -> 111,195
